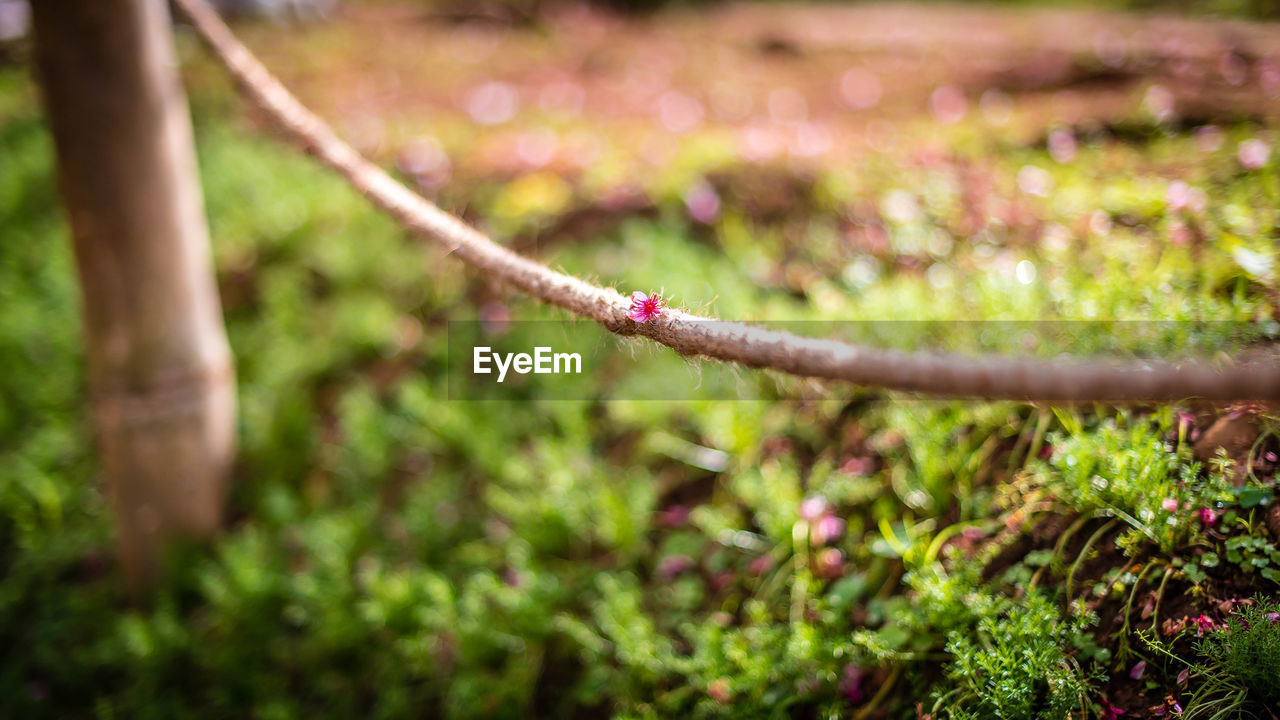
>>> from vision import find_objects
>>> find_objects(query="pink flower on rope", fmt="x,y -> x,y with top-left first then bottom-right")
627,291 -> 666,323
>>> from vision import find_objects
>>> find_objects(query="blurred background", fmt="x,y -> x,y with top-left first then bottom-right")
2,0 -> 1279,718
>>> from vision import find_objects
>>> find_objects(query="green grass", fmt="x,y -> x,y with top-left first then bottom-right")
1,43 -> 1279,720
1195,598 -> 1280,713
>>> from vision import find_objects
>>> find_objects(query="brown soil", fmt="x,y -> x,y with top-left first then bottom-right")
217,1 -> 1280,179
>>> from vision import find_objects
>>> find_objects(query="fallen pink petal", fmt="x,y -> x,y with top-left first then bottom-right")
1193,614 -> 1219,636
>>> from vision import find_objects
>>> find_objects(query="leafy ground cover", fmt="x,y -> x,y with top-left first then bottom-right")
3,2 -> 1280,718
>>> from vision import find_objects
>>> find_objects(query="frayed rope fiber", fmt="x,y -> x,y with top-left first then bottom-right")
171,0 -> 1279,402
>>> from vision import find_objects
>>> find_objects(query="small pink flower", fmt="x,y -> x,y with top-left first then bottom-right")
840,456 -> 875,476
657,554 -> 695,578
1193,614 -> 1218,636
841,664 -> 868,702
811,515 -> 847,546
1100,700 -> 1126,719
1048,128 -> 1077,163
1177,667 -> 1190,684
1151,696 -> 1184,717
1167,182 -> 1189,210
748,555 -> 774,575
1195,125 -> 1224,153
799,496 -> 829,522
1130,660 -> 1148,680
1166,181 -> 1193,212
1162,498 -> 1180,512
657,505 -> 690,528
1239,138 -> 1271,170
1199,508 -> 1218,526
762,436 -> 793,456
710,570 -> 735,592
707,678 -> 731,704
1175,411 -> 1201,442
684,181 -> 721,224
479,301 -> 512,336
627,291 -> 666,323
815,547 -> 845,577
1267,612 -> 1280,625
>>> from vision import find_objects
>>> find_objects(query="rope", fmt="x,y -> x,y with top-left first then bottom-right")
171,0 -> 1280,403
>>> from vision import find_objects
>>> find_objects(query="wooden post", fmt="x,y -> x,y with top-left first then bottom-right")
30,0 -> 236,590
